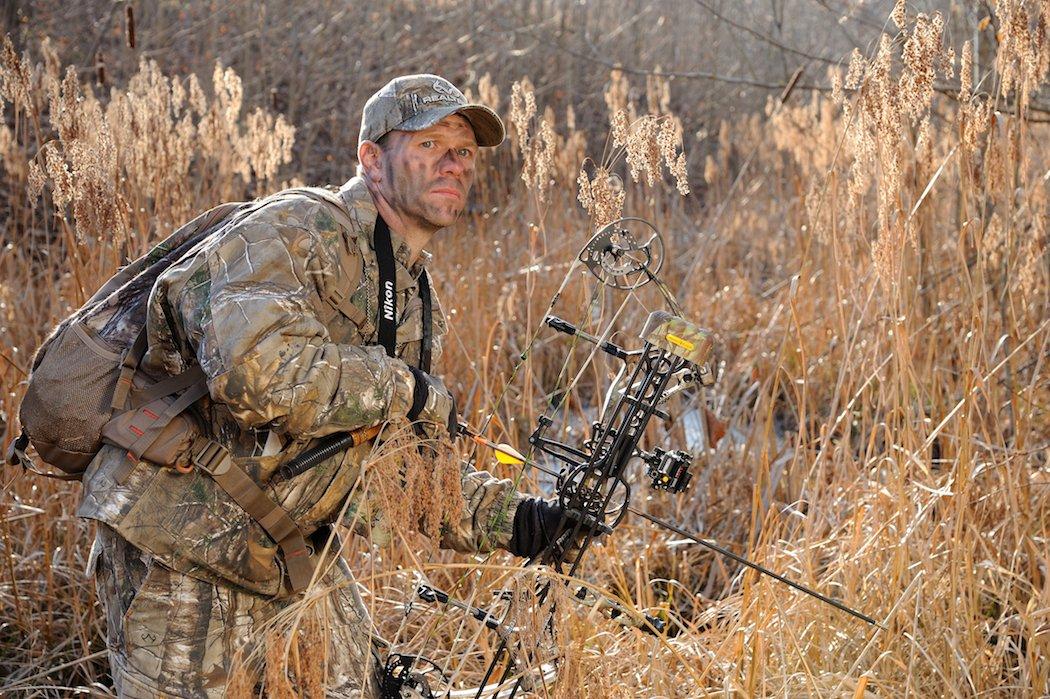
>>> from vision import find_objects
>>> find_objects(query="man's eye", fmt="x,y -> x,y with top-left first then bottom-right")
420,140 -> 434,148
458,148 -> 475,158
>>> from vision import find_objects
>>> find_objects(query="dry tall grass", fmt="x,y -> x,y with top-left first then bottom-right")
2,1 -> 1049,696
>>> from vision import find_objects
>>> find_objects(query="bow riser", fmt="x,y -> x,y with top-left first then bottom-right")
480,322 -> 705,697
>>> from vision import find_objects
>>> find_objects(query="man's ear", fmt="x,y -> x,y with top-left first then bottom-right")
358,140 -> 383,183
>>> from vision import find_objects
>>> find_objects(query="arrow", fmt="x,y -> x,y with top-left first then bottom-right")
457,421 -> 881,629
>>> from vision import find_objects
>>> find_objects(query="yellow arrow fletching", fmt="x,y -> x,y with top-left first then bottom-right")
471,434 -> 527,465
493,443 -> 526,465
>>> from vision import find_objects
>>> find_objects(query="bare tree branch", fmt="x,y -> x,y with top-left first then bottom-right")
691,0 -> 840,66
526,33 -> 1050,120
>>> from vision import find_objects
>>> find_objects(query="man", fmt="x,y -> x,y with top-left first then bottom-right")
78,74 -> 577,698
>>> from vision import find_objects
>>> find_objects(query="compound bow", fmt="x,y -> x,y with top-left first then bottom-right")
380,218 -> 877,698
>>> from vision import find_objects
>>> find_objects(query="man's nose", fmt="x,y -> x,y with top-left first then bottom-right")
439,149 -> 470,177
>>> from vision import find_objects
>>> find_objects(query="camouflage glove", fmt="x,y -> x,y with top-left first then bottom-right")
505,497 -> 606,564
407,366 -> 459,440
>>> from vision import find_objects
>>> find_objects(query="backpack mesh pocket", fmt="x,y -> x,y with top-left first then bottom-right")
19,321 -> 124,471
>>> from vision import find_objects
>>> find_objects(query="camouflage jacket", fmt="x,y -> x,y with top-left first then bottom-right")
78,177 -> 520,596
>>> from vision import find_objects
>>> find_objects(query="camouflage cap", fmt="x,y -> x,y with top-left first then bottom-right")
359,74 -> 505,148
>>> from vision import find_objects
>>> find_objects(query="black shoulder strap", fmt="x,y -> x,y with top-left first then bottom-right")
374,215 -> 432,373
418,270 -> 432,374
374,216 -> 398,358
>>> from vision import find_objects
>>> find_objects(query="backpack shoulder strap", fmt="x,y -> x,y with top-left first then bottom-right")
280,186 -> 357,231
189,439 -> 315,593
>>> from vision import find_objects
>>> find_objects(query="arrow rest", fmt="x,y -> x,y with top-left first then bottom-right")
642,447 -> 693,493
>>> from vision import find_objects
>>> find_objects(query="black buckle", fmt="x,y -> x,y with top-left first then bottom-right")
6,431 -> 30,467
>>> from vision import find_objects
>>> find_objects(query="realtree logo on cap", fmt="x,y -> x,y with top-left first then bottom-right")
429,80 -> 460,100
407,80 -> 462,113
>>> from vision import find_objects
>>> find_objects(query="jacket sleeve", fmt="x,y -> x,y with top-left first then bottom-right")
183,201 -> 417,439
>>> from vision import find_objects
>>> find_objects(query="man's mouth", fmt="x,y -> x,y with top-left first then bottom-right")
431,186 -> 462,201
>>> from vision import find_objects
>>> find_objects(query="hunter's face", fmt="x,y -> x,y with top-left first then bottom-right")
378,115 -> 478,230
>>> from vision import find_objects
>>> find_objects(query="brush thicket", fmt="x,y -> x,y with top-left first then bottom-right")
1,2 -> 1048,696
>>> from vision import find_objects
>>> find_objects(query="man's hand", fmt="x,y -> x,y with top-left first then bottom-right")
407,367 -> 459,440
505,497 -> 608,565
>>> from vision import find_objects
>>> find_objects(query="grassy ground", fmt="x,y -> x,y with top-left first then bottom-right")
1,1 -> 1048,696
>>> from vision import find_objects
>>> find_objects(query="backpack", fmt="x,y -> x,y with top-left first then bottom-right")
6,187 -> 353,480
7,186 -> 369,594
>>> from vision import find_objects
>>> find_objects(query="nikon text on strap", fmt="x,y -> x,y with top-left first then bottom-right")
419,270 -> 433,374
373,215 -> 431,373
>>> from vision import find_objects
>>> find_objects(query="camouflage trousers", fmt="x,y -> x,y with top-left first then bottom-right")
91,525 -> 384,698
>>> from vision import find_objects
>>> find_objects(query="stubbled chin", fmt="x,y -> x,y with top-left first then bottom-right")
423,204 -> 462,228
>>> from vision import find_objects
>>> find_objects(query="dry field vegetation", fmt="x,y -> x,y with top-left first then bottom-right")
1,0 -> 1049,696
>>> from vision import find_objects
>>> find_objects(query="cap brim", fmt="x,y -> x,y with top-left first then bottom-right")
397,104 -> 505,147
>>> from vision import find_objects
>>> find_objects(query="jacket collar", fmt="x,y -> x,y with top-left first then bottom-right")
337,177 -> 431,287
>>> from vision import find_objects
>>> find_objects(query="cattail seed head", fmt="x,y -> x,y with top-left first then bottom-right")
125,5 -> 136,49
